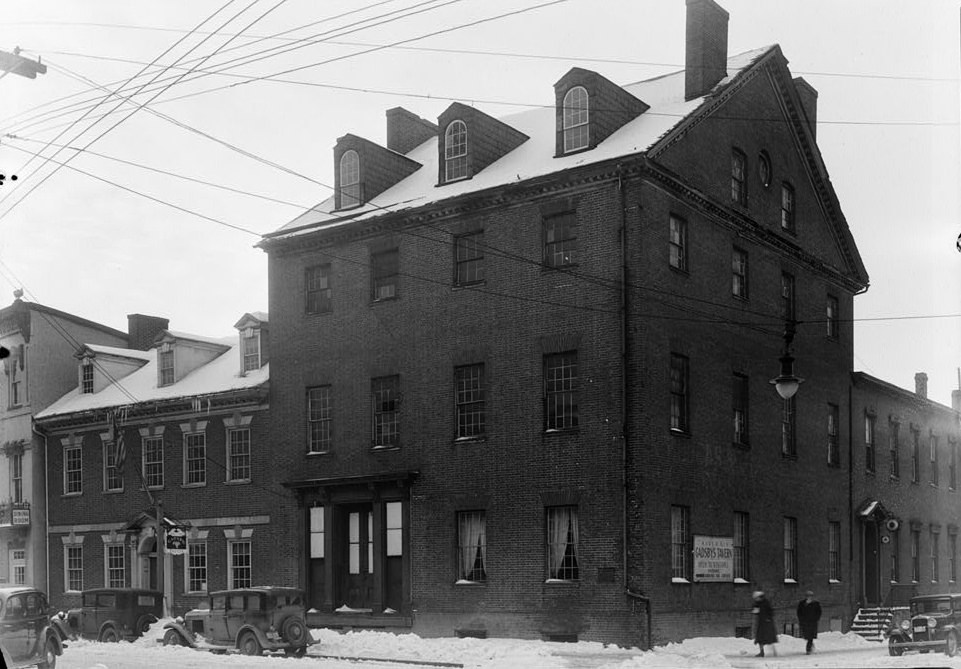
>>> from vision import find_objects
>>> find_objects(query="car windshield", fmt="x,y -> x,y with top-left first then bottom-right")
913,599 -> 954,615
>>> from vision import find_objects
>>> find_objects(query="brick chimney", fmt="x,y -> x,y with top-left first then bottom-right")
793,77 -> 818,140
386,107 -> 438,154
685,0 -> 729,101
127,314 -> 169,351
915,372 -> 928,399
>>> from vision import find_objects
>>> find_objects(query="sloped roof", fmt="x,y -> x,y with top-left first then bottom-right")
36,334 -> 268,419
266,47 -> 773,241
84,343 -> 153,362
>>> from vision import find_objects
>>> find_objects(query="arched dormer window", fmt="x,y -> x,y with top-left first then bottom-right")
445,120 -> 468,182
562,86 -> 589,153
339,150 -> 361,208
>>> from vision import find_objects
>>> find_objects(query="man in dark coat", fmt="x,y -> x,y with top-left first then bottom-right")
752,590 -> 778,657
797,590 -> 822,654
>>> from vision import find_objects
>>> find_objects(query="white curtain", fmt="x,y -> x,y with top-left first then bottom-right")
459,512 -> 485,580
549,507 -> 573,577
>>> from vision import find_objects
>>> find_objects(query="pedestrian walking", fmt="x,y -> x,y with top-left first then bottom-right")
752,590 -> 778,657
797,590 -> 822,654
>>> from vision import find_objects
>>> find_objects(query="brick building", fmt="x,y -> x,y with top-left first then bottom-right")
34,313 -> 284,616
260,0 -> 871,646
0,295 -> 128,593
850,372 -> 961,612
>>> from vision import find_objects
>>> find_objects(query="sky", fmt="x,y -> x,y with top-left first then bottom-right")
50,621 -> 961,668
0,0 -> 959,406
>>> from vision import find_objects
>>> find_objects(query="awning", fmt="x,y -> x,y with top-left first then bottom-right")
856,499 -> 891,522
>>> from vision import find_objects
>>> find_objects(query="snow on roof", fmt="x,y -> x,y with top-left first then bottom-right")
270,47 -> 773,241
163,330 -> 232,347
37,335 -> 267,419
85,343 -> 153,361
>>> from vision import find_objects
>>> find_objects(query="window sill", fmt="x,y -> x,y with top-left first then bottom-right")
829,579 -> 841,585
61,493 -> 82,498
541,263 -> 579,273
452,281 -> 486,292
734,578 -> 750,585
889,475 -> 900,481
307,450 -> 331,457
783,579 -> 797,585
672,578 -> 691,585
544,428 -> 578,436
371,445 -> 401,452
103,489 -> 124,495
453,436 -> 487,444
225,479 -> 251,486
369,296 -> 399,306
670,429 -> 691,439
668,264 -> 689,276
544,579 -> 579,585
305,310 -> 333,317
181,483 -> 206,489
454,580 -> 486,586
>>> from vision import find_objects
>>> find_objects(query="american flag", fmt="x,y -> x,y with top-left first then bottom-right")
113,410 -> 126,475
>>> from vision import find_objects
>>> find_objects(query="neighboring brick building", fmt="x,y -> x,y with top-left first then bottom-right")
850,372 -> 961,609
0,294 -> 128,594
259,0 -> 872,646
34,313 -> 282,616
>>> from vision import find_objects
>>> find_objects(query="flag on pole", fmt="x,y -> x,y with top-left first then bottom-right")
113,410 -> 126,476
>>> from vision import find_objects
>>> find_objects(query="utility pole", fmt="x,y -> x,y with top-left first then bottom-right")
156,498 -> 166,617
0,48 -> 46,80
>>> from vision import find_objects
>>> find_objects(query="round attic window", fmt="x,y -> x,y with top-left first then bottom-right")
758,151 -> 772,188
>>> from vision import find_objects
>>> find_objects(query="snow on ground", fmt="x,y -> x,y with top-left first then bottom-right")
52,619 -> 961,669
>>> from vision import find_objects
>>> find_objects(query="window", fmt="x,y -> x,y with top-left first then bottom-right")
386,502 -> 402,557
865,414 -> 876,473
188,542 -> 207,592
305,265 -> 332,315
339,150 -> 361,208
65,546 -> 83,592
444,120 -> 469,182
11,550 -> 24,585
671,505 -> 691,582
731,149 -> 747,205
669,215 -> 687,271
106,544 -> 125,588
371,249 -> 399,301
732,248 -> 748,299
931,530 -> 940,582
11,452 -> 22,503
784,516 -> 798,581
307,386 -> 332,453
670,354 -> 689,433
951,440 -> 957,490
911,530 -> 920,582
781,397 -> 796,457
912,429 -> 921,483
781,182 -> 795,232
562,86 -> 589,153
826,295 -> 839,339
455,364 -> 485,439
780,272 -> 795,321
889,422 -> 900,478
733,373 -> 748,446
228,541 -> 252,589
543,211 -> 577,268
930,434 -> 939,486
950,534 -> 957,582
546,506 -> 579,580
758,151 -> 772,187
227,428 -> 251,482
891,529 -> 900,582
184,431 -> 206,486
544,352 -> 578,431
81,360 -> 94,394
829,521 -> 841,581
104,440 -> 123,492
142,436 -> 163,489
733,511 -> 750,582
159,348 -> 174,386
309,507 -> 325,559
454,232 -> 485,286
242,330 -> 260,372
7,344 -> 25,407
457,510 -> 486,582
827,404 -> 840,466
64,445 -> 82,495
372,376 -> 400,448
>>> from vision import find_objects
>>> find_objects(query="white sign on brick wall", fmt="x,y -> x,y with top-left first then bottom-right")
693,535 -> 734,582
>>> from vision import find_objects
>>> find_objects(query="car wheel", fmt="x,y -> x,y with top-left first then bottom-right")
163,629 -> 185,646
281,616 -> 308,645
888,636 -> 903,657
239,631 -> 262,656
38,635 -> 58,669
99,626 -> 119,643
137,615 -> 158,636
946,632 -> 959,657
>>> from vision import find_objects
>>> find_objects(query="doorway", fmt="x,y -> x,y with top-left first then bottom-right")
338,504 -> 373,610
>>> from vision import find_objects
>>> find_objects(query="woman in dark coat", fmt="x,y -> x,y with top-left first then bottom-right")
752,590 -> 778,657
797,591 -> 822,654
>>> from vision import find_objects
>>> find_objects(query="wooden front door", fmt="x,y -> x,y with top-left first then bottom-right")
340,504 -> 373,610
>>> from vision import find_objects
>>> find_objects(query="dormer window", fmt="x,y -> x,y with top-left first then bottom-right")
242,327 -> 261,372
159,343 -> 174,386
81,359 -> 94,394
562,86 -> 589,153
444,120 -> 468,182
339,150 -> 361,208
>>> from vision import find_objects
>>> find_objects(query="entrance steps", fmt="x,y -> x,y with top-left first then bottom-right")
851,607 -> 909,642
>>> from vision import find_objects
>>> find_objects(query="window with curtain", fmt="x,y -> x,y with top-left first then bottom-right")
546,506 -> 579,580
456,510 -> 486,582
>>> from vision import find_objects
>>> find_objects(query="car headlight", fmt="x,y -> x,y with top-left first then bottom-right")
928,617 -> 938,628
901,620 -> 911,631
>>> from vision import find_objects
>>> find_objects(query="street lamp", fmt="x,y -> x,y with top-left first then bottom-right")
770,319 -> 803,400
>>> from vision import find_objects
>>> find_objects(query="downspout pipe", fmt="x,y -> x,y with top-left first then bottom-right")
32,422 -> 49,596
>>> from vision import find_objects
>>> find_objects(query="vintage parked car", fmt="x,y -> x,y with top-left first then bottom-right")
162,586 -> 316,656
888,593 -> 961,656
52,588 -> 162,643
0,586 -> 64,668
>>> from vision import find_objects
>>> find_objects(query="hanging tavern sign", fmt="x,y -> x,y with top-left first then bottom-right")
693,535 -> 734,582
